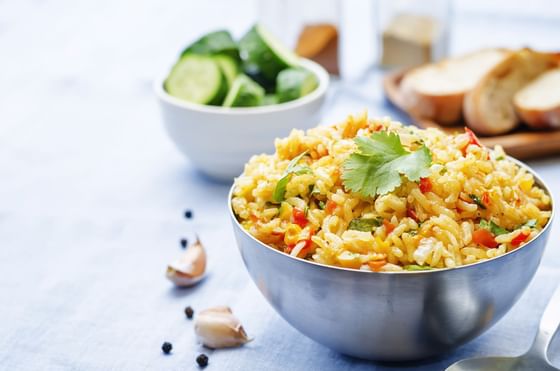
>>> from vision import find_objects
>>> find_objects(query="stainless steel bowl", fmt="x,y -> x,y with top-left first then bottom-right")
228,160 -> 554,361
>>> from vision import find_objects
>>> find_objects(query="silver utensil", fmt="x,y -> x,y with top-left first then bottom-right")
446,283 -> 560,371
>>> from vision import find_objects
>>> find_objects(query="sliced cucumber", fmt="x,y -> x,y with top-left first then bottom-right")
223,74 -> 265,107
276,68 -> 319,103
181,30 -> 239,60
213,54 -> 239,89
262,94 -> 279,106
165,54 -> 228,105
243,62 -> 275,93
239,24 -> 300,81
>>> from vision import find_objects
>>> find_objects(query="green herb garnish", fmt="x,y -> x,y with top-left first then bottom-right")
342,132 -> 432,198
404,265 -> 433,271
348,217 -> 383,232
496,155 -> 505,161
469,194 -> 486,210
479,219 -> 508,235
522,219 -> 537,229
272,151 -> 312,203
317,200 -> 326,210
309,185 -> 321,196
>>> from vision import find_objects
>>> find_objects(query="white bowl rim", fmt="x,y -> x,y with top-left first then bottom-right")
154,58 -> 329,115
228,156 -> 555,275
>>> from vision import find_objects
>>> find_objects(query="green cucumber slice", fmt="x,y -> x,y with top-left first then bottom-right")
262,94 -> 279,106
276,68 -> 319,103
239,24 -> 300,81
181,30 -> 239,60
164,54 -> 228,105
243,62 -> 276,93
213,54 -> 240,89
222,74 -> 265,107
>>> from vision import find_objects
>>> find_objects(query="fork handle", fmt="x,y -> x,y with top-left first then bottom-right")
527,282 -> 560,361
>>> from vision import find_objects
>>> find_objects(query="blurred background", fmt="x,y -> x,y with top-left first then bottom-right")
3,0 -> 560,159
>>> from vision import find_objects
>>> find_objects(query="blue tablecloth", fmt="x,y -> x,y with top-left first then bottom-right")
1,1 -> 560,370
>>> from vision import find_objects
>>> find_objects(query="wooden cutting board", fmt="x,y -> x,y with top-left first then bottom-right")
383,69 -> 560,159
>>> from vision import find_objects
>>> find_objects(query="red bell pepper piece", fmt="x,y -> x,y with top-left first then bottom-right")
383,220 -> 396,234
473,229 -> 498,248
482,192 -> 490,207
511,231 -> 530,247
407,208 -> 419,222
419,177 -> 432,193
325,200 -> 337,215
465,127 -> 482,147
292,207 -> 308,228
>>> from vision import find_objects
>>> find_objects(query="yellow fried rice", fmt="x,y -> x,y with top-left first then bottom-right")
231,113 -> 552,272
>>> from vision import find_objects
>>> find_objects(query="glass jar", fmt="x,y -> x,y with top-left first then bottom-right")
257,0 -> 341,75
376,0 -> 452,68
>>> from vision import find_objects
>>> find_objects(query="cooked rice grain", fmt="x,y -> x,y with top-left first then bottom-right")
232,114 -> 551,271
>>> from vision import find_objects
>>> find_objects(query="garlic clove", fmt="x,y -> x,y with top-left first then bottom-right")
166,237 -> 206,287
194,306 -> 252,349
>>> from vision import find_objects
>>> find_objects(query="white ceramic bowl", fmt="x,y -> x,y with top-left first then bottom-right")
155,59 -> 329,181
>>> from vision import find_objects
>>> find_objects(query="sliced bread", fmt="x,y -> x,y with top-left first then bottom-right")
399,49 -> 510,125
514,68 -> 560,129
464,49 -> 559,135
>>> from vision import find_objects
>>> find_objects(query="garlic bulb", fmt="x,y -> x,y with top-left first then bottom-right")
166,237 -> 206,287
194,306 -> 251,349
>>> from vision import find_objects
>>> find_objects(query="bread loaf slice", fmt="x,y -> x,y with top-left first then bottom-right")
399,49 -> 509,125
514,68 -> 560,129
464,49 -> 559,135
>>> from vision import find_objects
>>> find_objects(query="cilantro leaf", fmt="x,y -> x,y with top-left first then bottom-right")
355,133 -> 405,157
286,151 -> 309,173
404,265 -> 433,271
348,217 -> 383,232
469,194 -> 486,210
342,132 -> 432,198
272,177 -> 290,203
309,185 -> 321,196
272,151 -> 311,203
524,219 -> 537,228
291,165 -> 312,175
479,220 -> 508,235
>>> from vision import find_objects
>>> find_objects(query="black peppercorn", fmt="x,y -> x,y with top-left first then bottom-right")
184,210 -> 193,219
184,306 -> 194,319
196,354 -> 208,367
161,342 -> 172,354
180,238 -> 188,249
